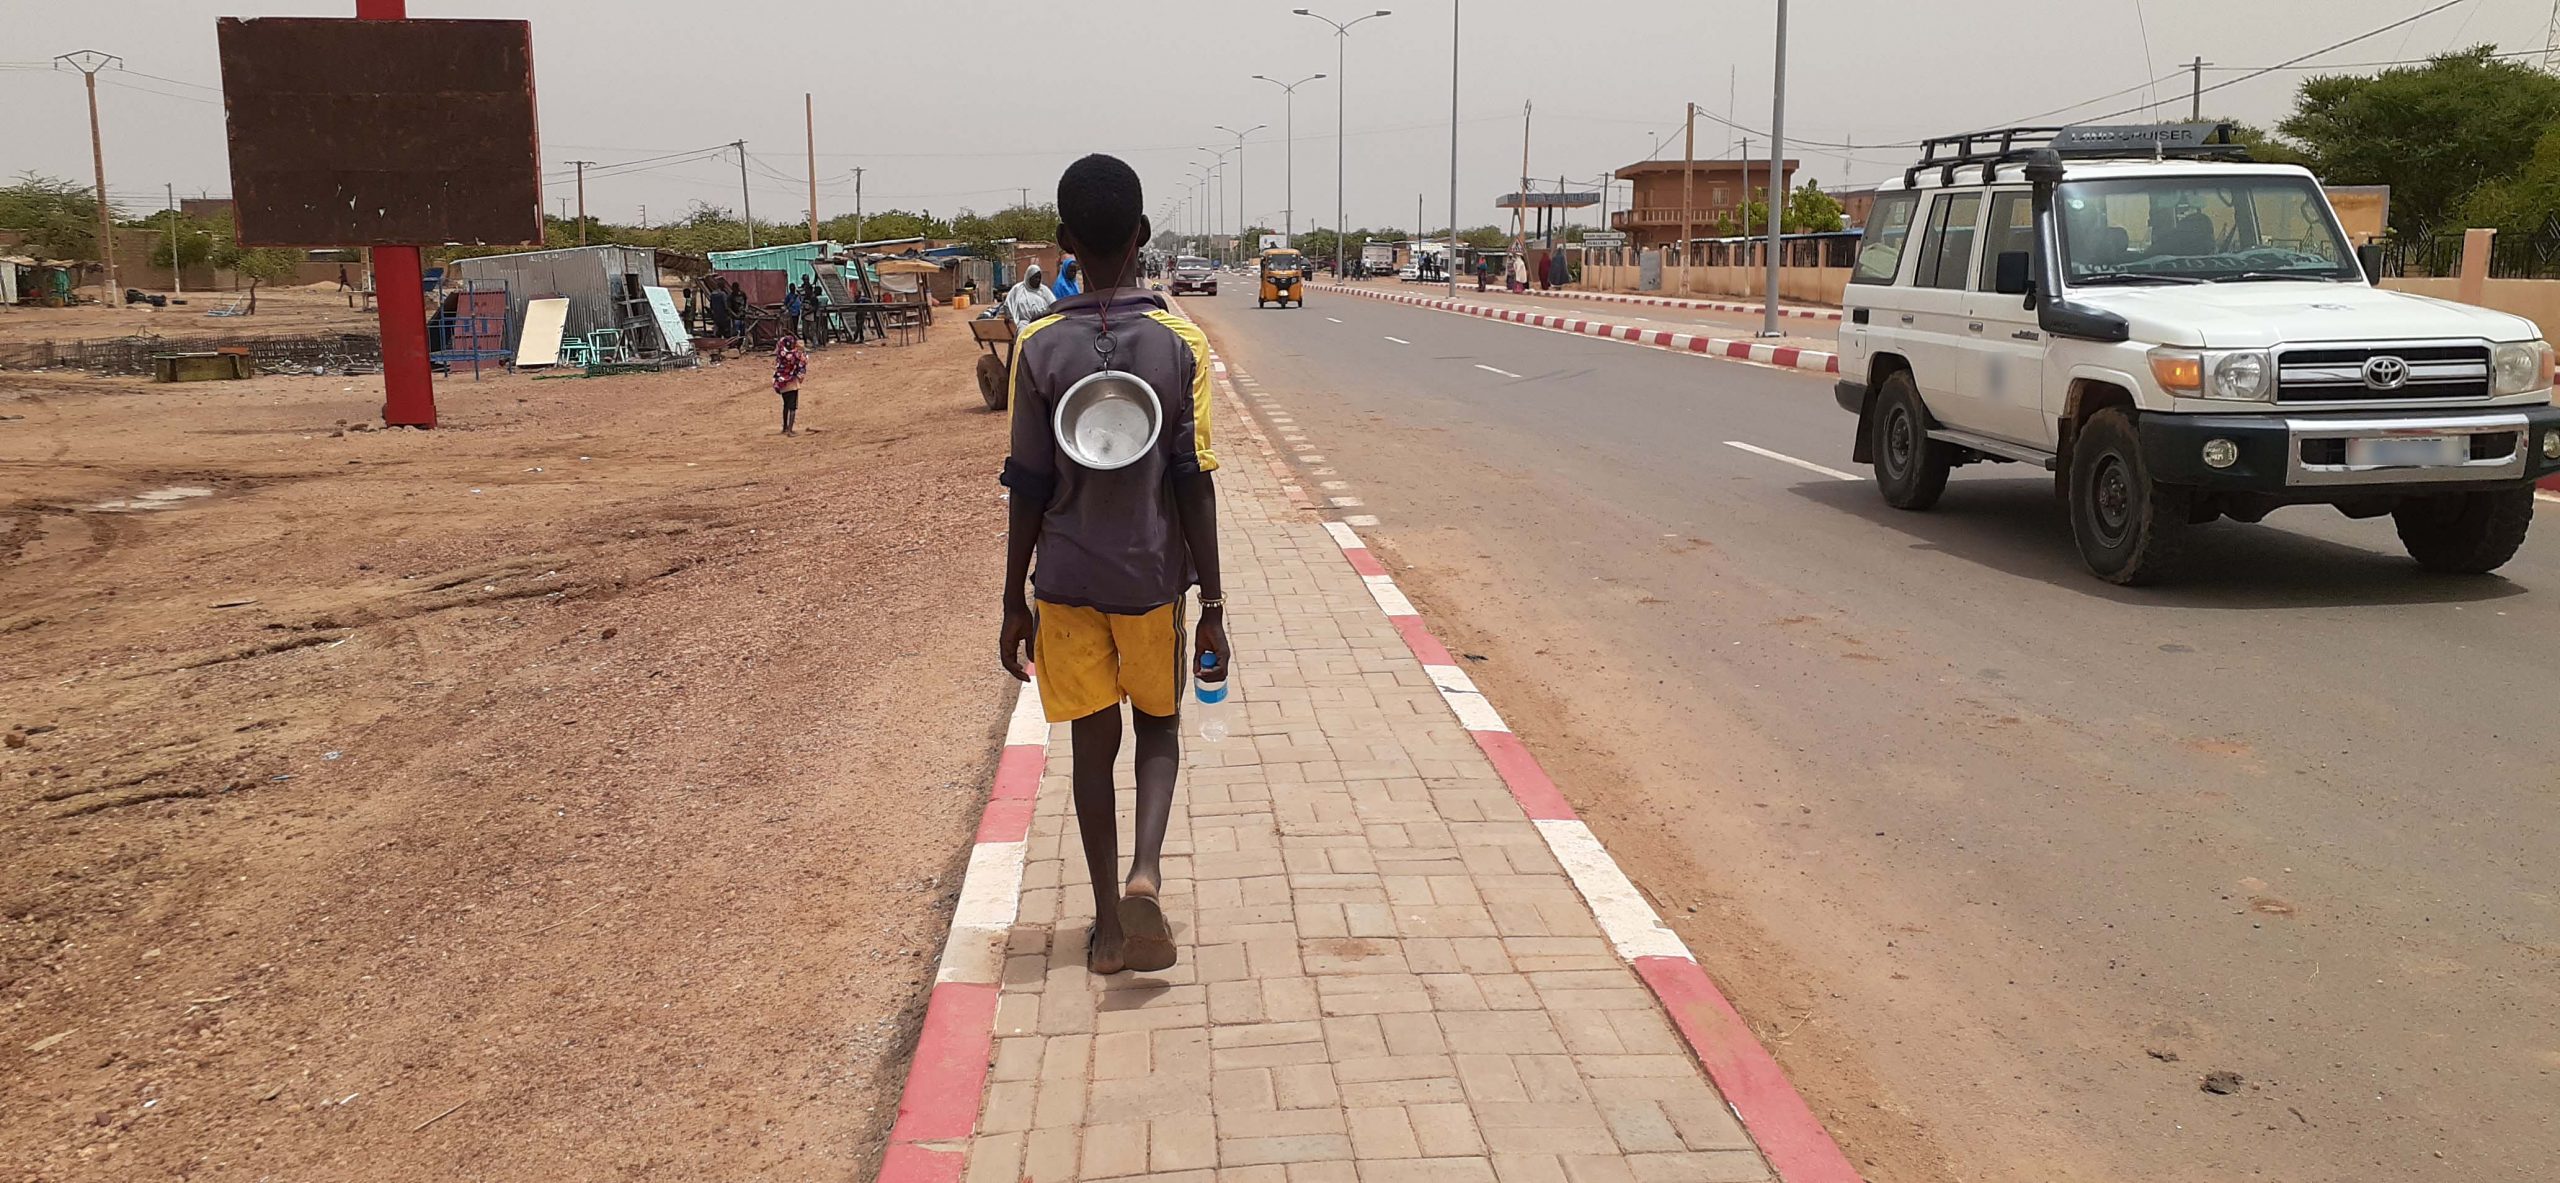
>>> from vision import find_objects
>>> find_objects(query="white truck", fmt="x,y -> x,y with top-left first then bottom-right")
1834,123 -> 2560,583
1360,241 -> 1397,278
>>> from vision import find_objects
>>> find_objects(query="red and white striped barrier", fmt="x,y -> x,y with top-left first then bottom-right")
1326,284 -> 1843,376
1317,516 -> 1863,1183
876,679 -> 1048,1183
1421,283 -> 1846,322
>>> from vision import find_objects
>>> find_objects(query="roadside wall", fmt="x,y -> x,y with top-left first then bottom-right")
2381,276 -> 2560,344
1580,260 -> 1850,307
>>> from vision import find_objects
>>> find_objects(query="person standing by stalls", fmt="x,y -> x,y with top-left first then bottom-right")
783,283 -> 804,346
1006,264 -> 1056,327
771,334 -> 808,437
708,278 -> 736,341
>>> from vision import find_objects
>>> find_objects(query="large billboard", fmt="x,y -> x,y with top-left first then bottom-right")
217,17 -> 543,247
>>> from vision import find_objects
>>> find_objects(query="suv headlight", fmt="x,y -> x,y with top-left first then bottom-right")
2149,348 -> 2274,401
2492,340 -> 2553,396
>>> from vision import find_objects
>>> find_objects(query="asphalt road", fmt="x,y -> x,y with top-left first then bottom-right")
1181,280 -> 2560,1183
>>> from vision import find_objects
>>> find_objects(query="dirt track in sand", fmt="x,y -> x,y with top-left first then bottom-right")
1,328 -> 1010,1181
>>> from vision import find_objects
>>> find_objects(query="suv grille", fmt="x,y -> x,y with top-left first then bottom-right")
2275,343 -> 2489,402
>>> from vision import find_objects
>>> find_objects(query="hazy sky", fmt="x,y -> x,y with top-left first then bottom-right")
6,0 -> 2548,237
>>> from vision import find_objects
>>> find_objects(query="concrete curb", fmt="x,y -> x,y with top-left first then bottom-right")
1371,282 -> 1844,322
1322,283 -> 1843,376
877,680 -> 1048,1183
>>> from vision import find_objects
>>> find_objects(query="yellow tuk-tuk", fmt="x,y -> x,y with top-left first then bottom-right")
1257,248 -> 1307,308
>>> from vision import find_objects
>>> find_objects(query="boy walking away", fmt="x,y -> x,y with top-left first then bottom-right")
1000,154 -> 1227,976
772,334 -> 807,436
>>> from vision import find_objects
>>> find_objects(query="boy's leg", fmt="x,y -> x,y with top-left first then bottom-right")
1123,707 -> 1179,899
1069,705 -> 1127,972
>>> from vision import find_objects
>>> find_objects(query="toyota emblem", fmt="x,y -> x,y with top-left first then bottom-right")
2361,355 -> 2409,390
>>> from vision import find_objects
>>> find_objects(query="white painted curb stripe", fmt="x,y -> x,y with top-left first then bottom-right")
1323,520 -> 1364,549
1535,818 -> 1694,962
1423,662 -> 1511,733
936,839 -> 1027,984
1003,680 -> 1052,746
1363,572 -> 1417,617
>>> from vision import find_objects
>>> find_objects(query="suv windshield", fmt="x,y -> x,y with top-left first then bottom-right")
2057,175 -> 2357,284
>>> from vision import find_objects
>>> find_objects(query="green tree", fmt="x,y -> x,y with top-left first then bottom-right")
1785,180 -> 1845,234
0,173 -> 103,262
212,233 -> 304,314
2280,47 -> 2560,237
148,213 -> 220,272
1457,225 -> 1508,249
2459,122 -> 2560,234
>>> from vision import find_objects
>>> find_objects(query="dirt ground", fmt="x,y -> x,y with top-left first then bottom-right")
0,284 -> 378,347
0,327 -> 1011,1181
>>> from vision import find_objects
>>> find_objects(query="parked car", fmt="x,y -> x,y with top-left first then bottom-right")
1834,122 -> 2560,584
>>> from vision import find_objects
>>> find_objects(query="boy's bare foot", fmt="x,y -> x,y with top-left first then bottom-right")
1117,895 -> 1177,973
1086,924 -> 1127,975
1123,865 -> 1160,899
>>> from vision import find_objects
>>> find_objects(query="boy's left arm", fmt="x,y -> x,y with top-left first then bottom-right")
1170,333 -> 1227,677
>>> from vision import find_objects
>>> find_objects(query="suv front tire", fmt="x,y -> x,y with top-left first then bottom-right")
2393,489 -> 2534,574
1871,372 -> 1953,510
2069,407 -> 2188,584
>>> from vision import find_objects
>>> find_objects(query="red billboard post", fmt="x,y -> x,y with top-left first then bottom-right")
358,0 -> 434,428
215,10 -> 542,429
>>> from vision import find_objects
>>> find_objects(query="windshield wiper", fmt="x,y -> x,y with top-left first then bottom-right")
2071,272 -> 2204,286
2208,271 -> 2344,283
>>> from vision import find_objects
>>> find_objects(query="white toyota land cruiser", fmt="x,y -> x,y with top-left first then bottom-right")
1835,123 -> 2560,584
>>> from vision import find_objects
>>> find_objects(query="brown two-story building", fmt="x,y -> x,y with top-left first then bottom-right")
1611,157 -> 1800,248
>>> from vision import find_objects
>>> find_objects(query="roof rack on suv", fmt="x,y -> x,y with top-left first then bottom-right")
1902,121 -> 2249,188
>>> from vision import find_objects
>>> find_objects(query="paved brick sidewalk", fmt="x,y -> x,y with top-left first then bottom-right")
943,383 -> 1788,1183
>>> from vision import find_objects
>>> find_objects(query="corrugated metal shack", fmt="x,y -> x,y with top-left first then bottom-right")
447,244 -> 660,352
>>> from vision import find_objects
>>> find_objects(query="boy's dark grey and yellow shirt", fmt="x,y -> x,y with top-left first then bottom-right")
1001,289 -> 1219,615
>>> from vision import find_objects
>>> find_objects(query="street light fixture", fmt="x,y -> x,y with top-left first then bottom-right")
1214,123 -> 1266,257
1253,72 -> 1326,247
1295,8 -> 1393,278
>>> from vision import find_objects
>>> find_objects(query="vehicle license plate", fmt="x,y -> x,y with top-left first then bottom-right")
2344,435 -> 2465,467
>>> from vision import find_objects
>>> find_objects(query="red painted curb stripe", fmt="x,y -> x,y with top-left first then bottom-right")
877,1144 -> 965,1183
1635,957 -> 1864,1183
974,797 -> 1035,845
991,745 -> 1044,799
1391,615 -> 1455,667
1344,548 -> 1389,577
885,981 -> 1001,1145
2541,473 -> 2560,492
1471,730 -> 1576,821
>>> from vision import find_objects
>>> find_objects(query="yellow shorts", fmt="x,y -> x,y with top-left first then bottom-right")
1034,599 -> 1187,723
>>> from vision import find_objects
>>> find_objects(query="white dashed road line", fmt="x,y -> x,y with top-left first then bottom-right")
1326,316 -> 1343,323
1384,336 -> 1409,345
1724,440 -> 1862,482
1474,364 -> 1523,379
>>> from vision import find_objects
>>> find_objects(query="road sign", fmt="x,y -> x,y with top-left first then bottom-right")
1582,231 -> 1627,248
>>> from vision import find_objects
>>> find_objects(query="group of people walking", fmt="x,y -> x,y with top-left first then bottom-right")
698,274 -> 836,346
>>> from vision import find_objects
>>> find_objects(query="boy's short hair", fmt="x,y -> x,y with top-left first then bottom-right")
1057,154 -> 1144,254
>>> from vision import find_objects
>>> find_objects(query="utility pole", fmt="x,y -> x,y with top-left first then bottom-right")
166,182 -> 182,296
1447,0 -> 1459,297
1761,0 -> 1788,338
852,167 -> 866,244
734,140 -> 755,249
1255,73 -> 1326,244
805,93 -> 819,245
56,51 -> 123,312
567,160 -> 594,245
1680,102 -> 1696,298
639,203 -> 649,229
1513,100 -> 1532,281
2189,55 -> 2211,120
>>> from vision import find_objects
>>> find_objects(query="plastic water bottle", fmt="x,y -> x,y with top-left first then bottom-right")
1194,651 -> 1231,743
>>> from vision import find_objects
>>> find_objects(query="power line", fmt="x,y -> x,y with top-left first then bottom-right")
2060,0 -> 2473,125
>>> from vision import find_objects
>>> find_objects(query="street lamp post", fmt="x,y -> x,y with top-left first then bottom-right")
1761,0 -> 1789,338
1253,72 -> 1326,247
1214,123 -> 1266,257
1196,148 -> 1235,264
1295,9 -> 1392,278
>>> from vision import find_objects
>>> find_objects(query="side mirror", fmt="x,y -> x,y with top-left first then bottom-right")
1993,250 -> 2033,296
2355,242 -> 2384,285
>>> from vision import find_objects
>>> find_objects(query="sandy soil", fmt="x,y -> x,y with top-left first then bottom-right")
0,285 -> 379,347
0,329 -> 1010,1181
